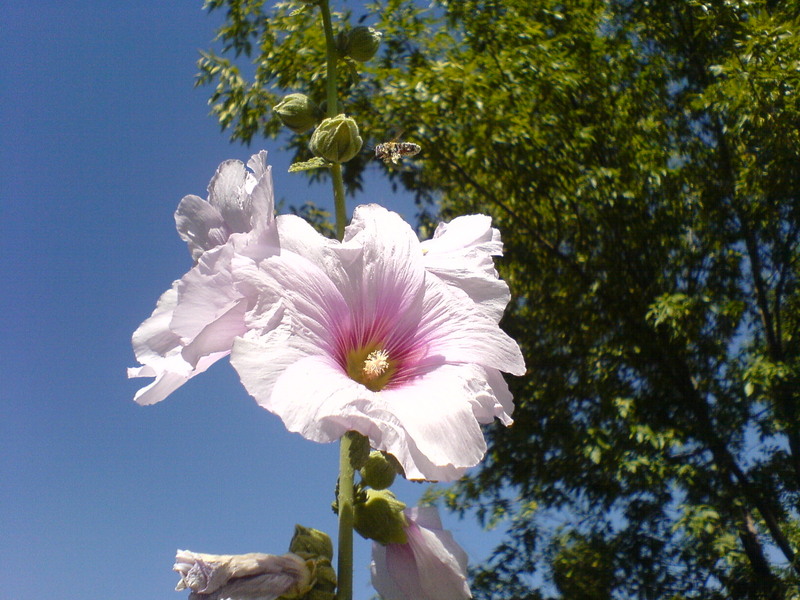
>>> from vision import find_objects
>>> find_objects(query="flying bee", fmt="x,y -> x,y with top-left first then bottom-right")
374,138 -> 421,165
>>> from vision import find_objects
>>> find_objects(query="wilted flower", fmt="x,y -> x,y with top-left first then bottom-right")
128,151 -> 278,405
370,506 -> 471,600
230,204 -> 525,481
173,550 -> 312,600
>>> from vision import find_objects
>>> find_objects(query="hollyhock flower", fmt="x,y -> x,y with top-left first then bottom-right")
230,204 -> 525,481
173,550 -> 312,600
128,151 -> 277,405
370,506 -> 470,600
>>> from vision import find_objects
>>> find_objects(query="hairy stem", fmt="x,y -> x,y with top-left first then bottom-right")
319,0 -> 347,240
319,3 -> 353,598
337,433 -> 355,600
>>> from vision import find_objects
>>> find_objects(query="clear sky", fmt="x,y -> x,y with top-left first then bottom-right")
1,2 -> 505,599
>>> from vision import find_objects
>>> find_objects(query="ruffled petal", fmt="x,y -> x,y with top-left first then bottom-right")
421,214 -> 510,322
131,152 -> 283,406
175,195 -> 228,261
170,244 -> 244,341
245,150 -> 275,231
174,152 -> 276,260
207,159 -> 252,233
128,286 -> 217,406
230,320 -> 322,415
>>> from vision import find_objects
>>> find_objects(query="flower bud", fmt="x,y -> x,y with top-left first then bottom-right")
289,525 -> 334,561
354,489 -> 408,545
273,94 -> 320,134
339,26 -> 382,62
309,115 -> 363,163
360,450 -> 397,490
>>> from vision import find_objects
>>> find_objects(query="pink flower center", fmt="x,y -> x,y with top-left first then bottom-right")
345,344 -> 396,392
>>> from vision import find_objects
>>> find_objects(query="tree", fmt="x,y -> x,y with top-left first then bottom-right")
197,0 -> 800,596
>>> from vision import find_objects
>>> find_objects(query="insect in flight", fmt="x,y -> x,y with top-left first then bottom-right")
374,134 -> 421,166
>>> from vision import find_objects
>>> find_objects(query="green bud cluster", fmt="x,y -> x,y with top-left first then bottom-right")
310,115 -> 362,163
286,525 -> 336,600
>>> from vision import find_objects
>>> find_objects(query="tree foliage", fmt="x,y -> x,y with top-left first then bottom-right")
198,0 -> 800,597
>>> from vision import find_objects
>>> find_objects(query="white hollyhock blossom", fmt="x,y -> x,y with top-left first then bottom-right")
128,151 -> 277,405
370,506 -> 471,600
230,204 -> 525,481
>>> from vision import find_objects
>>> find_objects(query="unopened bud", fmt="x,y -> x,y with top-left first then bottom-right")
360,451 -> 397,490
273,94 -> 320,134
289,525 -> 333,561
339,26 -> 382,62
309,115 -> 362,163
354,489 -> 408,545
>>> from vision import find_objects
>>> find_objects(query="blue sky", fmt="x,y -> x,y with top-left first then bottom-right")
1,2 -> 505,599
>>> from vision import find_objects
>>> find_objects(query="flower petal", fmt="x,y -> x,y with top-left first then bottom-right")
175,195 -> 228,261
379,364 -> 488,480
371,506 -> 471,600
421,214 -> 510,322
339,204 -> 426,326
416,275 -> 526,376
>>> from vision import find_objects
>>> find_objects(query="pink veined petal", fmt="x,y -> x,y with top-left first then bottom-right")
256,354 -> 490,481
416,275 -> 526,376
275,214 -> 347,282
406,506 -> 442,530
240,250 -> 351,352
267,355 -> 376,441
339,204 -> 426,328
401,522 -> 470,600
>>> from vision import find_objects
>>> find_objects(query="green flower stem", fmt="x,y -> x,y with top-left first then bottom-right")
319,3 -> 354,599
331,163 -> 347,241
337,433 -> 356,600
319,0 -> 347,241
